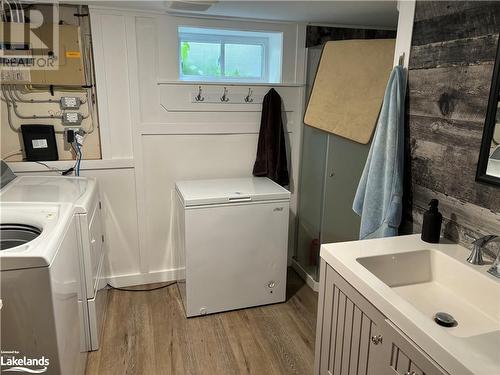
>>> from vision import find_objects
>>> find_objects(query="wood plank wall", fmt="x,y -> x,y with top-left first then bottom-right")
305,25 -> 396,48
405,1 -> 500,246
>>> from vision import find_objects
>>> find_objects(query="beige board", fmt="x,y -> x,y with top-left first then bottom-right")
304,39 -> 396,144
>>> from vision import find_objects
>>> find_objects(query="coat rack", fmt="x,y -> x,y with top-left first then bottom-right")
191,85 -> 264,104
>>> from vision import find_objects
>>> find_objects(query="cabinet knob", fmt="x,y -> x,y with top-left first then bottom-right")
405,372 -> 416,375
370,335 -> 383,345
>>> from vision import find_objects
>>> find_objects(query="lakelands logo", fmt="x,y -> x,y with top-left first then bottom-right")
0,351 -> 49,373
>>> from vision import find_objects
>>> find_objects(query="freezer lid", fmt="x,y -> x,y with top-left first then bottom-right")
175,177 -> 290,207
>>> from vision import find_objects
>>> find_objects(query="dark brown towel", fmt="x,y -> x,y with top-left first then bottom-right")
252,88 -> 289,186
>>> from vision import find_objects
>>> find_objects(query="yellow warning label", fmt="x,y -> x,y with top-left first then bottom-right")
66,51 -> 81,58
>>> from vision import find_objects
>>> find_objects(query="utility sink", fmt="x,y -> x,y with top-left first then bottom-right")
357,249 -> 500,338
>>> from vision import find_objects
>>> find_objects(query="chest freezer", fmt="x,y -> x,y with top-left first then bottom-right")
175,177 -> 290,317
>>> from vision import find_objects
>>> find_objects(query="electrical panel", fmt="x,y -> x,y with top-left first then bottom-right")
0,22 -> 85,86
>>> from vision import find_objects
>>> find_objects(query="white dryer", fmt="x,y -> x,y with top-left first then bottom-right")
1,175 -> 107,351
0,202 -> 87,374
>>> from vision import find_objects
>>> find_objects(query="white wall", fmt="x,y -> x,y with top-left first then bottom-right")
84,7 -> 307,286
90,12 -> 134,159
10,164 -> 140,284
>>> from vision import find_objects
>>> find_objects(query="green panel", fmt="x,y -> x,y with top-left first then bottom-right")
321,135 -> 370,243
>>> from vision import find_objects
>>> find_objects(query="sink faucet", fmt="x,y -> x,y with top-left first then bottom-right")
467,235 -> 497,265
467,235 -> 500,278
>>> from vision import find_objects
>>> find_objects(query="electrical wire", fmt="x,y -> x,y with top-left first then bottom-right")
33,161 -> 76,176
4,1 -> 15,22
1,1 -> 6,21
11,85 -> 59,104
77,7 -> 96,135
12,0 -> 20,22
106,282 -> 176,292
1,150 -> 22,160
77,142 -> 82,176
19,0 -> 24,22
1,87 -> 20,132
34,161 -> 65,174
69,142 -> 79,175
6,85 -> 62,120
9,85 -> 92,133
25,85 -> 88,93
12,86 -> 88,105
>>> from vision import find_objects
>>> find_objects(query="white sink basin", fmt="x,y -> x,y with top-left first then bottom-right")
357,249 -> 500,338
320,234 -> 500,375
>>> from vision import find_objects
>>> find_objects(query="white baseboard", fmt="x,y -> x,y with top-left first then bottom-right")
106,267 -> 185,288
291,258 -> 319,292
108,262 -> 319,291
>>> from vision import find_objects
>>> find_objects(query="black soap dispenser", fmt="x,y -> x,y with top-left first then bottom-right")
421,199 -> 442,243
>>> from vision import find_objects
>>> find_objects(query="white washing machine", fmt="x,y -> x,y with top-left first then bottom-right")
0,175 -> 107,351
0,202 -> 87,374
175,177 -> 290,317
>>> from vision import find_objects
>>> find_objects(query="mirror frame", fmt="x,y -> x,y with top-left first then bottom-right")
476,39 -> 500,186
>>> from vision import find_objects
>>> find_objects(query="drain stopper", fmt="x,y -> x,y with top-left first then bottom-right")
434,312 -> 457,327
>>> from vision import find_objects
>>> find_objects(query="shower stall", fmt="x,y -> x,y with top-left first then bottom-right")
292,44 -> 371,289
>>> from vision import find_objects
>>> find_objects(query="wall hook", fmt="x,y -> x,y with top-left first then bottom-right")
220,87 -> 229,102
244,88 -> 254,103
398,52 -> 405,67
195,85 -> 204,102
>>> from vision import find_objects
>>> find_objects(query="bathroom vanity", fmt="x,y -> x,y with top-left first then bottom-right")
314,235 -> 500,375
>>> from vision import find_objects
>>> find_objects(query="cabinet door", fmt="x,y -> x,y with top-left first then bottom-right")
315,262 -> 390,375
314,263 -> 449,375
383,320 -> 449,375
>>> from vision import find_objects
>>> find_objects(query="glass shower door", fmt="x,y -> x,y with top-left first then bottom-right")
295,125 -> 327,281
294,45 -> 326,282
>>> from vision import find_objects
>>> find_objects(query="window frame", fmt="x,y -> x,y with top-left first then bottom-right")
178,31 -> 270,83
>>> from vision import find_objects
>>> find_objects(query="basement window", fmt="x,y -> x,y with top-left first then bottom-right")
178,26 -> 283,83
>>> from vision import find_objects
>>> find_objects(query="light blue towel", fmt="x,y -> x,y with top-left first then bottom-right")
353,66 -> 405,239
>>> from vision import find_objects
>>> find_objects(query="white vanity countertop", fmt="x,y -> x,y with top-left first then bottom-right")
320,234 -> 500,375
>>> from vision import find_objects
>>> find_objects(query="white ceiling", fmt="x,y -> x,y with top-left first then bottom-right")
82,1 -> 399,28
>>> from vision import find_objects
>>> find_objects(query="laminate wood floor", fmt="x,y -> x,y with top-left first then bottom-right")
86,269 -> 318,375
